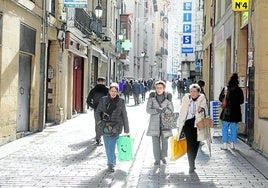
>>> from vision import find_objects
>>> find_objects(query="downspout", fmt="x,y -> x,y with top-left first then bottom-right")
247,0 -> 255,146
38,0 -> 47,131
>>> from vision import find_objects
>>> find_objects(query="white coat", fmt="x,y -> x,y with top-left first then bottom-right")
177,93 -> 208,141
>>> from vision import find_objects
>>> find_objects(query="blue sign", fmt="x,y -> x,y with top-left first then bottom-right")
195,61 -> 201,68
183,13 -> 192,22
183,36 -> 191,44
183,24 -> 192,33
183,2 -> 192,11
64,0 -> 88,8
181,47 -> 194,53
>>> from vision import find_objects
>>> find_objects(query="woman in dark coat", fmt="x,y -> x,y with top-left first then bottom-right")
219,73 -> 244,150
95,83 -> 129,172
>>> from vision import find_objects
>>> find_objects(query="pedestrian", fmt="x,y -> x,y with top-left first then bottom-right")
197,80 -> 208,147
86,77 -> 109,146
197,80 -> 207,99
219,73 -> 244,150
122,80 -> 132,104
95,83 -> 130,172
171,79 -> 177,95
176,79 -> 185,98
177,83 -> 208,173
146,80 -> 174,165
185,77 -> 192,93
132,80 -> 141,105
119,79 -> 125,95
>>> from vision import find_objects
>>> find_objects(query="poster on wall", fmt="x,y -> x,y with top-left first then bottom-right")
64,0 -> 88,8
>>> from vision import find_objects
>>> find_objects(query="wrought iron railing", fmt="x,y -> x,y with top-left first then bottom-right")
74,9 -> 102,38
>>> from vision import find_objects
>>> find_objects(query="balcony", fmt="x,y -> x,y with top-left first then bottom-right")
67,9 -> 102,39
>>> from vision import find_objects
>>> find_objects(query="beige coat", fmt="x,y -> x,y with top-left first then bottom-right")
177,93 -> 208,141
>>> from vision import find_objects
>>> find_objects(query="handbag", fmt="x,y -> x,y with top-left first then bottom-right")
221,95 -> 227,109
196,117 -> 214,129
97,120 -> 117,136
160,107 -> 179,130
221,86 -> 228,109
117,136 -> 134,161
170,135 -> 187,160
196,108 -> 214,129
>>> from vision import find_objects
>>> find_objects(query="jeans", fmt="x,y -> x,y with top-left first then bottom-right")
221,121 -> 238,142
103,135 -> 118,166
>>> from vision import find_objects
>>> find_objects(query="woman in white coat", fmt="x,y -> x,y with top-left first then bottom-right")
177,83 -> 208,173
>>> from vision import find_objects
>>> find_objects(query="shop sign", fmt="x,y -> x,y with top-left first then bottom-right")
64,0 -> 88,8
232,0 -> 249,11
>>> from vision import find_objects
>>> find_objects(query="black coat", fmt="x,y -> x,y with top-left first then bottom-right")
86,84 -> 109,110
219,86 -> 244,123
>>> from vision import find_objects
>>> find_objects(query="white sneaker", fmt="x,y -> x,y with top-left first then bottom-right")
230,142 -> 235,150
221,143 -> 228,150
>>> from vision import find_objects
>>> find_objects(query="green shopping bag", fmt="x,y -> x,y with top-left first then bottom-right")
117,136 -> 134,161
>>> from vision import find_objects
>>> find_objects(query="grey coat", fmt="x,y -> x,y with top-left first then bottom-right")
95,96 -> 129,136
146,92 -> 174,137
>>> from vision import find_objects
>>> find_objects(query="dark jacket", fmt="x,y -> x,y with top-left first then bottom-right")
95,96 -> 129,136
219,86 -> 244,122
86,84 -> 109,110
132,82 -> 141,94
122,83 -> 132,95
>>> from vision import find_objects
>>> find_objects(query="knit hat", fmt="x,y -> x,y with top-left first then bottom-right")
109,82 -> 119,91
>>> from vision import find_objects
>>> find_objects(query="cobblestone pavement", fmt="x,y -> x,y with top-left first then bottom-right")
0,92 -> 267,187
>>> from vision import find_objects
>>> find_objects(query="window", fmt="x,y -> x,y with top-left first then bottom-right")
47,0 -> 55,16
20,24 -> 36,55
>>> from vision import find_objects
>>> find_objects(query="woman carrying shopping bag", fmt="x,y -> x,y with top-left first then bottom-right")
146,80 -> 174,165
177,83 -> 208,173
95,83 -> 129,172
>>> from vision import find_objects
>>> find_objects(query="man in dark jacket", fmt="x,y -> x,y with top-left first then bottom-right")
87,77 -> 109,146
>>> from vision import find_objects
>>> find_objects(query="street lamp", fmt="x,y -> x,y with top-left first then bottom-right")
141,51 -> 146,79
95,0 -> 103,18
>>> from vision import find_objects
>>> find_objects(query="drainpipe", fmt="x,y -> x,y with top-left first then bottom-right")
38,0 -> 47,132
247,0 -> 255,146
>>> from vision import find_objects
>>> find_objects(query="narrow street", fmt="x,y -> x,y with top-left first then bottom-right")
0,88 -> 268,187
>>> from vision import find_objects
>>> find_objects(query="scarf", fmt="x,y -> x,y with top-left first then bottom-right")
105,95 -> 120,115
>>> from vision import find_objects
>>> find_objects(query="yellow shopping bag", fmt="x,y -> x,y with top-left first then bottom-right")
170,135 -> 187,160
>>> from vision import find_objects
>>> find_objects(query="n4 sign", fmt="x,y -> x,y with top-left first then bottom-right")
232,0 -> 249,11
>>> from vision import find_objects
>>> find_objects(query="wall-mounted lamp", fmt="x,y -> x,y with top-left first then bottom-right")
95,0 -> 103,18
118,33 -> 124,41
141,51 -> 146,57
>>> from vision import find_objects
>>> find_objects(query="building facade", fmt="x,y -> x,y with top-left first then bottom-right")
0,0 -> 118,146
203,0 -> 268,155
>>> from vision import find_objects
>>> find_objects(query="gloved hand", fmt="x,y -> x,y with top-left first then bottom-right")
156,108 -> 163,113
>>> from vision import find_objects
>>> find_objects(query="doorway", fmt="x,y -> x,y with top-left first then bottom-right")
72,56 -> 84,113
17,53 -> 31,132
